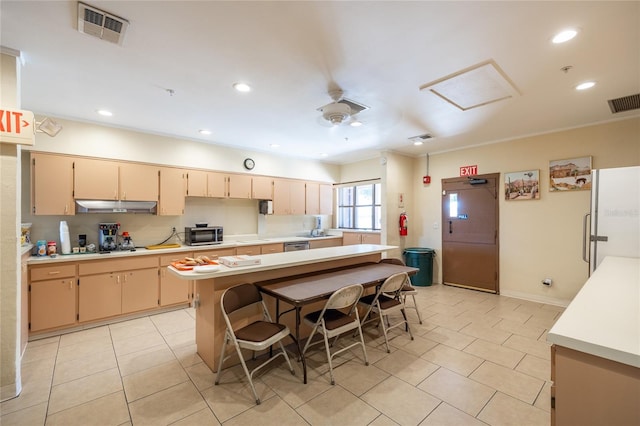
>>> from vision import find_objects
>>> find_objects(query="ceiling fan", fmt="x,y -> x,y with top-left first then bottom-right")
317,88 -> 370,127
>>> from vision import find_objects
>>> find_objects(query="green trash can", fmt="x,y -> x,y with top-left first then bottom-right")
403,248 -> 435,286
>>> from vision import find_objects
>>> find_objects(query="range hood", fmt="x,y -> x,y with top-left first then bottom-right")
75,200 -> 157,214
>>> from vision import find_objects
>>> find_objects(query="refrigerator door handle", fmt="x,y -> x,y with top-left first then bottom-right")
582,213 -> 591,263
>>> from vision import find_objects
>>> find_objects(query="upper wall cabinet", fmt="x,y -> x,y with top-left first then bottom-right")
305,182 -> 320,215
159,167 -> 186,215
227,174 -> 252,199
319,183 -> 333,215
31,153 -> 75,215
74,158 -> 158,201
252,176 -> 273,200
273,179 -> 306,215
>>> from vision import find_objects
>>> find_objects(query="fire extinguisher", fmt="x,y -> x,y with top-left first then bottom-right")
399,212 -> 408,236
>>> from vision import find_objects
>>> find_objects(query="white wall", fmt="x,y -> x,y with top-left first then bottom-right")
412,117 -> 640,306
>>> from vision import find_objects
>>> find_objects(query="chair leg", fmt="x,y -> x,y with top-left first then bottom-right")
355,323 -> 369,366
322,332 -> 336,385
214,335 -> 229,386
401,308 -> 414,340
278,340 -> 296,375
234,344 -> 261,405
411,294 -> 423,324
378,308 -> 391,353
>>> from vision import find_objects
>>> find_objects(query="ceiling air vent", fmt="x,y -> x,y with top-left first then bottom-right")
77,2 -> 129,46
409,133 -> 433,142
608,93 -> 640,114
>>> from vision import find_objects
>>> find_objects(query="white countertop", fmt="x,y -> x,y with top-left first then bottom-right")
25,234 -> 343,265
547,256 -> 640,368
169,244 -> 397,279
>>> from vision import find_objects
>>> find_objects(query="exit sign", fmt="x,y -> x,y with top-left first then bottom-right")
460,165 -> 478,176
0,109 -> 34,145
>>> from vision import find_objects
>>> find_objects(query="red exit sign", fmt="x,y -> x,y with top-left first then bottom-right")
460,165 -> 478,176
0,109 -> 34,145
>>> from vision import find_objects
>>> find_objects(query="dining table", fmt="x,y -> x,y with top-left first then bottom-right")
255,261 -> 418,383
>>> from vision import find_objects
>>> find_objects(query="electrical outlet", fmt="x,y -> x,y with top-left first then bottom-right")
542,278 -> 552,286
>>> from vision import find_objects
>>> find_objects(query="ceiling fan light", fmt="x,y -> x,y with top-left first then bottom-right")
350,120 -> 363,127
576,81 -> 596,90
322,102 -> 351,125
233,82 -> 251,92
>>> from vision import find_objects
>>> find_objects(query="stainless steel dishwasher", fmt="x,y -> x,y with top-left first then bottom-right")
284,241 -> 310,251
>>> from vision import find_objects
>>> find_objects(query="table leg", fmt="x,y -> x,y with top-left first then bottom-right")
295,306 -> 307,384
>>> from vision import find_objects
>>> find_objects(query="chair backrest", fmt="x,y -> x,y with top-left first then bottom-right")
221,283 -> 262,315
325,284 -> 364,311
380,257 -> 406,266
379,272 -> 408,296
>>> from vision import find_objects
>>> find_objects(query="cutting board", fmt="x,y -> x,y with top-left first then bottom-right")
145,243 -> 182,250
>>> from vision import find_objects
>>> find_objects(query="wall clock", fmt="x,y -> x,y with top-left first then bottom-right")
243,158 -> 255,170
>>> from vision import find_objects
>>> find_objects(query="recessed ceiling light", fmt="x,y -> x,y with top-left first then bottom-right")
576,81 -> 596,90
413,141 -> 424,146
97,109 -> 112,116
270,143 -> 280,148
318,153 -> 328,157
233,82 -> 251,92
350,120 -> 363,127
553,29 -> 578,44
199,129 -> 212,135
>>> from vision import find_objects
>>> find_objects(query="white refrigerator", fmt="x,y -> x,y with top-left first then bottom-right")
584,166 -> 640,274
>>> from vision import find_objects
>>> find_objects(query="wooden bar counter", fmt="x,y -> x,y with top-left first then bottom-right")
169,244 -> 397,371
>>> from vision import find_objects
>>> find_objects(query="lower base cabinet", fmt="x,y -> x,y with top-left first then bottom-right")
160,253 -> 191,306
79,273 -> 122,322
30,278 -> 77,332
122,268 -> 160,313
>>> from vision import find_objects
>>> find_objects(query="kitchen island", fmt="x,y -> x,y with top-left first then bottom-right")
547,256 -> 640,426
169,244 -> 397,372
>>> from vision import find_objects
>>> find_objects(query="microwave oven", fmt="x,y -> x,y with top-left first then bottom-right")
185,226 -> 223,246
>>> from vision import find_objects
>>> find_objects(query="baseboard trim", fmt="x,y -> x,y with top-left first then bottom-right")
500,289 -> 571,308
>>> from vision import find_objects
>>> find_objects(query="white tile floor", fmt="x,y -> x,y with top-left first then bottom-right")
1,283 -> 563,425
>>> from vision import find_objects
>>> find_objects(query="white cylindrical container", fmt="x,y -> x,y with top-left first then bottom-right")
59,221 -> 71,254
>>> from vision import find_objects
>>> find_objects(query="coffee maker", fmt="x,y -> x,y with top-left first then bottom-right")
99,223 -> 120,251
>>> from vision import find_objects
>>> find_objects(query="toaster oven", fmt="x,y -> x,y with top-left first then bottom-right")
185,226 -> 223,246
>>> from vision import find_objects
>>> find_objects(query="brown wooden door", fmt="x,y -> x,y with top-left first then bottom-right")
442,173 -> 499,293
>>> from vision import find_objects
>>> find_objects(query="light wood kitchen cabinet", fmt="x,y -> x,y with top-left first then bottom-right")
342,231 -> 381,245
186,169 -> 208,197
319,183 -> 333,215
252,176 -> 273,199
227,174 -> 252,199
192,247 -> 236,260
309,237 -> 342,249
74,158 -> 158,201
30,152 -> 75,215
29,263 -> 77,332
74,157 -> 119,200
78,256 -> 159,322
160,253 -> 191,306
305,182 -> 320,215
260,243 -> 283,254
159,167 -> 186,215
273,179 -> 306,215
187,171 -> 251,198
118,163 -> 159,201
236,245 -> 261,256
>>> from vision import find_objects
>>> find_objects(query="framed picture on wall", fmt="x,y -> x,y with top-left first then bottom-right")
549,156 -> 592,191
505,170 -> 540,200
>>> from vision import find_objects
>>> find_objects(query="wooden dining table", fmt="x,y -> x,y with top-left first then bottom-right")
255,262 -> 418,383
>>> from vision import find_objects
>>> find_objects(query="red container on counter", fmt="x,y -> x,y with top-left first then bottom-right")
47,241 -> 57,255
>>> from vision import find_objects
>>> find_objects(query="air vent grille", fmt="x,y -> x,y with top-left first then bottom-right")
608,93 -> 640,114
78,2 -> 129,46
409,133 -> 433,142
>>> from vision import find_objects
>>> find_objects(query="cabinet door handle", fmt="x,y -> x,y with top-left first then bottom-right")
69,280 -> 73,289
48,271 -> 61,275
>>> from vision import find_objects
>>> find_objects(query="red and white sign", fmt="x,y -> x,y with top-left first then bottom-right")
0,109 -> 34,145
460,165 -> 478,176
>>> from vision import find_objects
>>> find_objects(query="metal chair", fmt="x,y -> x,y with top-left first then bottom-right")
302,284 -> 369,385
215,283 -> 295,404
379,258 -> 423,325
359,272 -> 414,353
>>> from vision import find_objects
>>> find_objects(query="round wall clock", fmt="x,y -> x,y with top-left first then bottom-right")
243,158 -> 255,170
